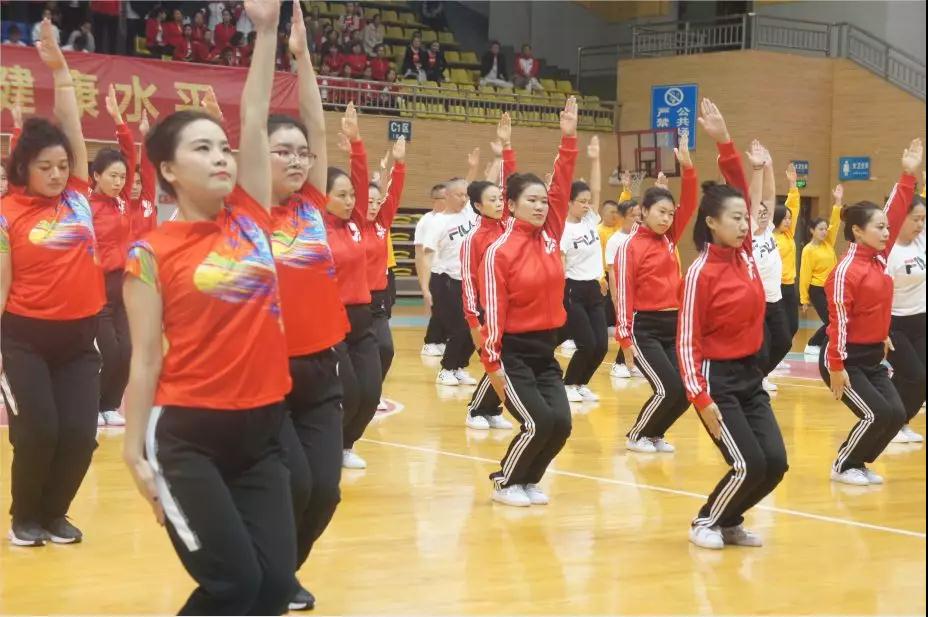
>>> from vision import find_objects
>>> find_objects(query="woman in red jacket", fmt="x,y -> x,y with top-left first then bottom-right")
618,141 -> 697,454
676,99 -> 788,550
1,20 -> 103,547
324,102 -> 382,471
821,139 -> 921,486
479,97 -> 578,507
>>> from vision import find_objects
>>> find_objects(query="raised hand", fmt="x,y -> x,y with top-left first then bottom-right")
202,86 -> 223,120
902,138 -> 924,175
489,139 -> 503,158
244,0 -> 280,32
560,96 -> 578,137
587,135 -> 600,160
745,139 -> 765,168
697,98 -> 730,144
832,183 -> 844,206
621,169 -> 631,190
392,135 -> 406,162
36,18 -> 66,71
340,102 -> 360,141
11,91 -> 23,130
674,137 -> 693,169
139,109 -> 150,137
785,162 -> 798,188
336,131 -> 350,153
288,0 -> 309,58
496,111 -> 512,146
466,146 -> 480,170
105,83 -> 123,124
654,171 -> 668,190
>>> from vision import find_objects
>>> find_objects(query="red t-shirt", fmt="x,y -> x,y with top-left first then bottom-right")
191,24 -> 206,43
1,177 -> 105,320
124,186 -> 291,409
163,21 -> 184,48
213,23 -> 236,50
90,0 -> 120,16
271,182 -> 349,356
172,37 -> 192,61
192,40 -> 218,63
370,57 -> 390,81
323,51 -> 345,74
324,139 -> 371,307
345,53 -> 368,76
360,162 -> 405,291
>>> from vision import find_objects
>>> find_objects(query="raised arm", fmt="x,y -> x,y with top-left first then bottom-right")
588,135 -> 601,210
36,18 -> 88,182
884,138 -> 923,254
376,137 -> 407,228
465,147 -> 480,184
544,96 -> 579,240
290,0 -> 327,192
668,138 -> 697,243
826,184 -> 843,248
340,103 -> 370,226
784,163 -> 800,237
106,85 -> 137,202
618,169 -> 632,202
746,139 -> 765,227
236,0 -> 280,208
9,93 -> 23,151
762,146 -> 776,207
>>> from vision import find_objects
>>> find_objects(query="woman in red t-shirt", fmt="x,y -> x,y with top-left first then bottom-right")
344,42 -> 368,77
162,8 -> 185,50
323,103 -> 381,470
0,19 -> 104,548
213,8 -> 237,50
121,3 -> 296,613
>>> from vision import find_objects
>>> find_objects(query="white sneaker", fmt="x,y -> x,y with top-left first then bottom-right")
577,385 -> 599,401
891,428 -> 911,444
626,436 -> 658,453
721,524 -> 763,547
102,410 -> 126,426
465,415 -> 490,430
863,467 -> 884,485
762,378 -> 778,392
421,344 -> 443,357
565,385 -> 583,403
523,483 -> 549,505
487,415 -> 513,430
830,467 -> 870,486
97,413 -> 105,427
776,361 -> 791,370
630,366 -> 644,378
689,525 -> 724,550
437,343 -> 447,354
377,399 -> 388,411
903,425 -> 924,443
804,344 -> 820,357
342,450 -> 367,469
610,363 -> 631,378
436,369 -> 459,386
453,368 -> 478,385
492,484 -> 531,507
560,339 -> 577,351
650,437 -> 675,453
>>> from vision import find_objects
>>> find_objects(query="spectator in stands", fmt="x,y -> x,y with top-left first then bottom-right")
348,29 -> 364,52
421,1 -> 447,30
319,28 -> 339,56
480,41 -> 514,88
90,0 -> 119,54
358,65 -> 377,106
370,44 -> 391,81
163,8 -> 185,51
214,8 -> 237,51
172,24 -> 194,61
145,5 -> 172,57
339,2 -> 364,36
514,44 -> 544,92
32,9 -> 61,45
192,29 -> 219,63
191,11 -> 207,42
363,12 -> 384,56
235,1 -> 254,37
61,33 -> 90,53
425,40 -> 446,83
380,69 -> 400,108
206,1 -> 226,30
402,31 -> 426,83
345,41 -> 369,77
3,24 -> 28,46
323,43 -> 345,75
276,30 -> 292,72
242,31 -> 257,66
66,20 -> 96,53
306,13 -> 323,51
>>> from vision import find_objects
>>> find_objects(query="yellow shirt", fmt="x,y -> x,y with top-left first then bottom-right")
599,189 -> 632,268
386,232 -> 397,268
774,187 -> 801,284
799,204 -> 841,305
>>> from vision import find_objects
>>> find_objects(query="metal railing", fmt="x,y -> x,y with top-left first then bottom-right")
627,14 -> 925,100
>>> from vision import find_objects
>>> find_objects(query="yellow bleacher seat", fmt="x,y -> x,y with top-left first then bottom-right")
457,83 -> 476,94
450,68 -> 472,84
469,69 -> 481,82
555,80 -> 574,93
382,10 -> 399,23
459,51 -> 479,65
329,2 -> 345,15
445,50 -> 461,63
363,7 -> 379,19
438,32 -> 456,46
478,84 -> 497,94
540,78 -> 557,92
421,30 -> 437,43
440,81 -> 458,92
385,26 -> 404,40
134,36 -> 150,56
398,12 -> 421,26
595,116 -> 614,130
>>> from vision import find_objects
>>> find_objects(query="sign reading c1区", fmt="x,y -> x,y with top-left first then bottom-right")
791,160 -> 809,176
651,83 -> 697,150
839,156 -> 871,181
388,120 -> 412,142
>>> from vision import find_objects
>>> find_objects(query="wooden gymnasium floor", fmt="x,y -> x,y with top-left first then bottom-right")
0,312 -> 925,615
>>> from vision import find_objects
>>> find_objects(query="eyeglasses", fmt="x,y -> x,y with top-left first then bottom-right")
271,151 -> 317,163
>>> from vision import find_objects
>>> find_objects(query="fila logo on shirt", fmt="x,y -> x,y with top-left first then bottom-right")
571,229 -> 600,250
739,249 -> 758,280
449,220 -> 476,242
348,221 -> 362,243
542,231 -> 557,254
905,255 -> 926,274
375,222 -> 387,239
142,200 -> 154,218
753,235 -> 777,259
116,196 -> 127,215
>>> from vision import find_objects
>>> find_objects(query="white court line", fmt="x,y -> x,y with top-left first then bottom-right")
360,437 -> 927,540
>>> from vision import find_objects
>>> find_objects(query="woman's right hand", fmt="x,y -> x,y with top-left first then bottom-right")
698,403 -> 723,439
489,368 -> 507,405
470,326 -> 484,350
622,346 -> 636,371
340,102 -> 360,141
801,303 -> 809,314
125,453 -> 165,525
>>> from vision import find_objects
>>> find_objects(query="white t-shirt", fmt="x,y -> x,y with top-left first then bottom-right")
604,228 -> 631,273
752,223 -> 783,303
560,212 -> 604,281
414,210 -> 439,245
887,227 -> 926,316
423,207 -> 478,280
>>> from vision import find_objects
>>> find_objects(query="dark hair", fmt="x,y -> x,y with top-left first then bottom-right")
809,217 -> 827,234
145,110 -> 225,198
7,117 -> 74,188
430,183 -> 446,198
326,166 -> 349,193
73,33 -> 88,50
910,194 -> 925,212
773,203 -> 790,228
616,199 -> 638,217
600,199 -> 619,212
692,181 -> 744,251
841,201 -> 881,242
489,40 -> 500,47
570,180 -> 590,201
467,180 -> 495,208
506,172 -> 545,203
91,147 -> 127,176
230,32 -> 244,46
267,114 -> 309,144
641,186 -> 675,211
8,24 -> 21,36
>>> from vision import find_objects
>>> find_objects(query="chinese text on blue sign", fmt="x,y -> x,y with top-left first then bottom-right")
388,120 -> 412,142
651,84 -> 697,150
839,157 -> 870,181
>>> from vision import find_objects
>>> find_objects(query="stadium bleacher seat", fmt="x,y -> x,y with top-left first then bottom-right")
540,78 -> 557,92
363,7 -> 380,19
385,26 -> 404,40
134,36 -> 151,56
438,32 -> 456,46
445,50 -> 461,63
450,68 -> 473,85
459,51 -> 479,66
381,10 -> 399,23
555,80 -> 574,94
329,2 -> 346,15
421,30 -> 437,43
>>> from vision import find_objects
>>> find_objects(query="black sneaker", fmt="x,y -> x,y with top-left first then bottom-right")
44,517 -> 83,544
8,519 -> 48,547
288,584 -> 316,611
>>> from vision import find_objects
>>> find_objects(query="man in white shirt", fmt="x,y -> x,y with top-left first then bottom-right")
415,183 -> 449,356
422,178 -> 479,386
